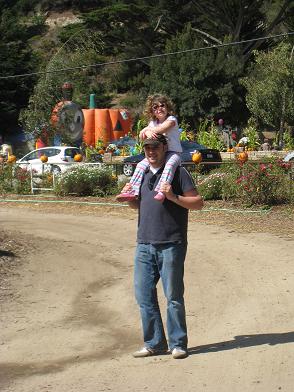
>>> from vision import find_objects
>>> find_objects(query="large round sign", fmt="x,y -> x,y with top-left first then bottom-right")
52,101 -> 84,142
58,102 -> 84,141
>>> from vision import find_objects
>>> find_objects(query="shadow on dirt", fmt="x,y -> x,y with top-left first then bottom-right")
1,331 -> 293,385
0,250 -> 15,257
189,331 -> 294,355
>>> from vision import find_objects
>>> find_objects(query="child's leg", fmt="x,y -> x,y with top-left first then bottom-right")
129,158 -> 150,195
116,158 -> 149,202
154,153 -> 181,201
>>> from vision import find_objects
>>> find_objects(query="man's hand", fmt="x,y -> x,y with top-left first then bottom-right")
160,181 -> 204,210
159,182 -> 177,202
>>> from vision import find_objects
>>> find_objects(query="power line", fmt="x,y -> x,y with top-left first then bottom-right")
0,31 -> 293,80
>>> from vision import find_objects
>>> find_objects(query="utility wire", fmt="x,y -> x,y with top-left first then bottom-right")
0,31 -> 293,80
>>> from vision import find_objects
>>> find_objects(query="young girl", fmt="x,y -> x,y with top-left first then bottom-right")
116,94 -> 182,202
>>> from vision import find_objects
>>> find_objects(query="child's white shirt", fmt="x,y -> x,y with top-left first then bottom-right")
149,115 -> 182,153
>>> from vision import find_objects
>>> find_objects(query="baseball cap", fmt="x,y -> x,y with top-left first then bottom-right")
143,134 -> 167,147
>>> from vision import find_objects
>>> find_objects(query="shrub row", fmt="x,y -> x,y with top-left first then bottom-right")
194,158 -> 293,206
1,160 -> 293,206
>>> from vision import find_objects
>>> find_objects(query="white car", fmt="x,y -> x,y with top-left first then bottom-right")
16,146 -> 81,175
283,151 -> 294,162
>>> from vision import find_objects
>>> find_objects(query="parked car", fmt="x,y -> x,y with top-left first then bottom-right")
110,136 -> 137,148
122,140 -> 222,176
283,151 -> 294,162
16,146 -> 81,174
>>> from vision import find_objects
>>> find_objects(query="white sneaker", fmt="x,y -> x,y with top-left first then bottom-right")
172,348 -> 188,359
132,347 -> 156,358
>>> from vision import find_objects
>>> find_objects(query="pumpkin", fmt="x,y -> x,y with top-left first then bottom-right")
98,149 -> 105,155
238,151 -> 248,163
192,151 -> 202,164
74,153 -> 83,162
7,155 -> 16,164
40,155 -> 48,163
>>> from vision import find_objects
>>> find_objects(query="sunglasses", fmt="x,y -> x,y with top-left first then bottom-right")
152,103 -> 166,111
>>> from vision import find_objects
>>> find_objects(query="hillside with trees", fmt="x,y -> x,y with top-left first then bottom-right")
0,0 -> 293,145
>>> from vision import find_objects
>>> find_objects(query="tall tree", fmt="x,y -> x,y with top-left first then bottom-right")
0,2 -> 42,137
241,42 -> 294,145
145,25 -> 248,127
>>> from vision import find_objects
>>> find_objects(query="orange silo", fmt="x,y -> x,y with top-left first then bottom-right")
94,109 -> 112,146
109,109 -> 132,140
82,109 -> 95,146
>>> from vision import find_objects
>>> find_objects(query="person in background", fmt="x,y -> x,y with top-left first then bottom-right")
124,133 -> 204,359
260,138 -> 271,151
116,94 -> 182,202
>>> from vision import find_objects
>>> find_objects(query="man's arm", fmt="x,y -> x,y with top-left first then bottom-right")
160,183 -> 204,210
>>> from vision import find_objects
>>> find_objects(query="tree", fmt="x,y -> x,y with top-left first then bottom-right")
0,5 -> 41,137
187,0 -> 293,63
20,31 -> 111,140
144,25 -> 248,127
241,42 -> 294,145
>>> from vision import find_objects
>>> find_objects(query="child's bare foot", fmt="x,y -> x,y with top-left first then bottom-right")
116,191 -> 137,202
154,192 -> 165,202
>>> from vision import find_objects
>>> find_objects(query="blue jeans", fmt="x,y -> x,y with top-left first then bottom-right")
134,242 -> 187,351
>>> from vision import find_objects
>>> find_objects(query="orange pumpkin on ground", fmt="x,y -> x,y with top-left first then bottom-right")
192,151 -> 202,164
74,153 -> 83,162
7,155 -> 16,164
238,151 -> 248,163
40,155 -> 48,163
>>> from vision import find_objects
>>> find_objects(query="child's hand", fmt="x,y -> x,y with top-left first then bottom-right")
144,129 -> 158,139
150,130 -> 159,139
139,129 -> 146,139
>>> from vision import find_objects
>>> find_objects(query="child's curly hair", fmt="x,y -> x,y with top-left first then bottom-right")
143,94 -> 175,121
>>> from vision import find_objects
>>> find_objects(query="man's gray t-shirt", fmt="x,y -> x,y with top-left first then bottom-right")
137,166 -> 196,245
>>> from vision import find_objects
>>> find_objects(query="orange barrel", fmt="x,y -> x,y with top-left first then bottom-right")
82,109 -> 95,146
94,109 -> 111,146
119,108 -> 132,134
109,109 -> 132,140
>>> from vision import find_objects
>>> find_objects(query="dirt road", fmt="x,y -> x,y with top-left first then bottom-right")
0,204 -> 294,392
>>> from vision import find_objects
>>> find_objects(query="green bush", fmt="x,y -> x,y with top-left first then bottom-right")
197,172 -> 226,200
0,164 -> 31,195
54,165 -> 118,197
0,164 -> 14,194
196,118 -> 225,151
234,159 -> 293,205
195,159 -> 293,206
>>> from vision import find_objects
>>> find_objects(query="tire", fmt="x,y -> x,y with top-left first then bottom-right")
123,163 -> 135,177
